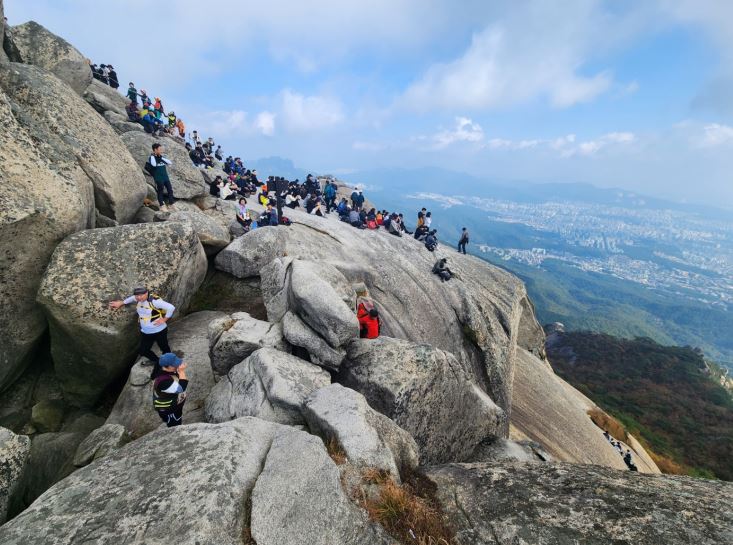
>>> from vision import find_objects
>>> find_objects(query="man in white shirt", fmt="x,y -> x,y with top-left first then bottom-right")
108,286 -> 175,366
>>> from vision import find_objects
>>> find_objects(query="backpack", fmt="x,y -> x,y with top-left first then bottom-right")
280,216 -> 292,226
144,157 -> 155,175
139,293 -> 165,324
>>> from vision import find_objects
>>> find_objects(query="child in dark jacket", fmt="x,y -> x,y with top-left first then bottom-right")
152,353 -> 188,427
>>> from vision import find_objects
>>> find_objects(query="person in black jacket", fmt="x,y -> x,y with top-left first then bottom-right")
458,227 -> 469,254
151,353 -> 188,427
432,258 -> 452,282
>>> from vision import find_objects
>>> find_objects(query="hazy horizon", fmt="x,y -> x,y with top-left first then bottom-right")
8,0 -> 733,208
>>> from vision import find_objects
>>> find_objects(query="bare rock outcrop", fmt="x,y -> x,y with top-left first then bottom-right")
426,462 -> 733,545
0,427 -> 30,524
37,223 -> 207,407
8,21 -> 86,73
339,337 -> 506,464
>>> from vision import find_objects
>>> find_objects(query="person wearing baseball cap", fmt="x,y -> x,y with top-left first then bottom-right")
108,286 -> 176,366
151,353 -> 188,427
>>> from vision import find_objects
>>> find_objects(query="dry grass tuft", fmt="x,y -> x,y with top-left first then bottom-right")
355,471 -> 456,545
588,408 -> 628,442
325,436 -> 347,465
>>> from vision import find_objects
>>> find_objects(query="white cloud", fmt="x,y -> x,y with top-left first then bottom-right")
697,123 -> 733,147
433,117 -> 484,148
255,111 -> 276,136
484,131 -> 635,157
280,90 -> 344,132
400,1 -> 632,112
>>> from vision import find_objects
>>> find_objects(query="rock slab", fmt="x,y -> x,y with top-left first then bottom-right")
0,427 -> 30,524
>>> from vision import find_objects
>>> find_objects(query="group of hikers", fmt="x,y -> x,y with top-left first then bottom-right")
90,61 -> 119,88
603,430 -> 638,471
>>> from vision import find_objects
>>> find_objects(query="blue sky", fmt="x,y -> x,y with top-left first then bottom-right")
6,0 -> 733,206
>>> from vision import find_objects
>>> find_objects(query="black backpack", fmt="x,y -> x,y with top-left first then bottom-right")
144,157 -> 155,175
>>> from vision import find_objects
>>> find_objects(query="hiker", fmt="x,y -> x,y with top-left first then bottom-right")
351,189 -> 365,211
432,258 -> 453,282
387,214 -> 402,237
397,214 -> 413,235
424,229 -> 438,252
152,353 -> 188,427
126,101 -> 140,123
357,307 -> 381,339
458,227 -> 469,254
324,180 -> 337,212
260,203 -> 279,227
349,208 -> 363,228
176,118 -> 186,139
417,208 -> 427,228
108,286 -> 175,366
603,430 -> 611,441
126,82 -> 139,103
236,197 -> 251,228
148,143 -> 175,211
414,224 -> 429,241
107,65 -> 119,89
215,145 -> 223,161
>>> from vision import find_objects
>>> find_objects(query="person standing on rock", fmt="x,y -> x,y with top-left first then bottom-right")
152,353 -> 188,427
458,227 -> 469,254
108,286 -> 176,366
149,143 -> 175,211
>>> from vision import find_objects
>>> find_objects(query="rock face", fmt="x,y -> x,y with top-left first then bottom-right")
339,338 -> 506,464
0,418 -> 285,544
214,208 -> 528,422
8,21 -> 86,73
0,63 -> 146,223
303,384 -> 419,481
0,71 -> 94,391
283,311 -> 346,370
83,79 -> 128,117
426,462 -> 733,545
208,312 -> 287,375
37,222 -> 207,406
103,110 -> 143,134
50,59 -> 93,95
163,210 -> 231,255
250,428 -> 391,545
0,427 -> 30,524
511,347 -> 642,471
205,347 -> 330,425
72,424 -> 130,467
120,131 -> 207,200
106,311 -> 223,438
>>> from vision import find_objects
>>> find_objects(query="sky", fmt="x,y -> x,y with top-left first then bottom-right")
6,0 -> 733,207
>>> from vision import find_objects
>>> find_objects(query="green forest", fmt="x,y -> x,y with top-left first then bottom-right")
546,331 -> 733,480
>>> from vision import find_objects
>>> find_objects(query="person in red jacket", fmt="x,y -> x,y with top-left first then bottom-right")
357,305 -> 381,339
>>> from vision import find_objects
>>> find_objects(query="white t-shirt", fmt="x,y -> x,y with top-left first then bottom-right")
123,296 -> 175,334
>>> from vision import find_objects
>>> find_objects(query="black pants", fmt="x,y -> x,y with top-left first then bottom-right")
155,179 -> 174,206
157,404 -> 184,427
139,328 -> 171,364
458,241 -> 467,254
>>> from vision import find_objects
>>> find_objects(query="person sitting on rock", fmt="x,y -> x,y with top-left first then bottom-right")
126,101 -> 140,123
108,286 -> 176,366
176,117 -> 186,139
215,145 -> 223,161
260,203 -> 279,227
209,176 -> 221,197
126,82 -> 139,104
148,143 -> 175,211
424,229 -> 438,252
432,258 -> 453,282
414,224 -> 429,241
397,214 -> 413,235
152,353 -> 188,428
387,214 -> 403,237
349,208 -> 364,228
357,305 -> 381,339
236,197 -> 252,232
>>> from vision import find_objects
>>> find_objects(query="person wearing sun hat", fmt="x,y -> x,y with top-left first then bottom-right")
151,352 -> 188,427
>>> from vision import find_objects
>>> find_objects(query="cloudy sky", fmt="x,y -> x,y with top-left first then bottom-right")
7,1 -> 733,206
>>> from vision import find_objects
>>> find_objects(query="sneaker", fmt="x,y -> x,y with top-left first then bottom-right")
160,204 -> 169,212
168,202 -> 176,210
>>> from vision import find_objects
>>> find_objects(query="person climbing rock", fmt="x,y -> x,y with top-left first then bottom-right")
148,143 -> 175,211
424,229 -> 438,252
432,258 -> 453,282
357,306 -> 381,339
458,227 -> 469,254
151,353 -> 188,427
108,286 -> 175,366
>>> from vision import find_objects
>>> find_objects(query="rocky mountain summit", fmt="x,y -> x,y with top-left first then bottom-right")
0,6 -> 731,544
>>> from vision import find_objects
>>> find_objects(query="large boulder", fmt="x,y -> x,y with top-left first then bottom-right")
205,347 -> 330,425
0,80 -> 94,391
282,310 -> 346,370
426,462 -> 733,545
0,427 -> 30,524
50,59 -> 93,95
208,312 -> 287,375
251,428 -> 391,545
72,424 -> 130,467
8,21 -> 86,72
0,418 -> 288,544
37,222 -> 207,407
339,337 -> 506,464
164,209 -> 230,255
210,208 -> 529,420
15,431 -> 85,513
290,259 -> 359,348
103,110 -> 144,134
105,311 -> 223,438
303,384 -> 419,481
120,131 -> 207,200
82,79 -> 128,117
0,62 -> 147,223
